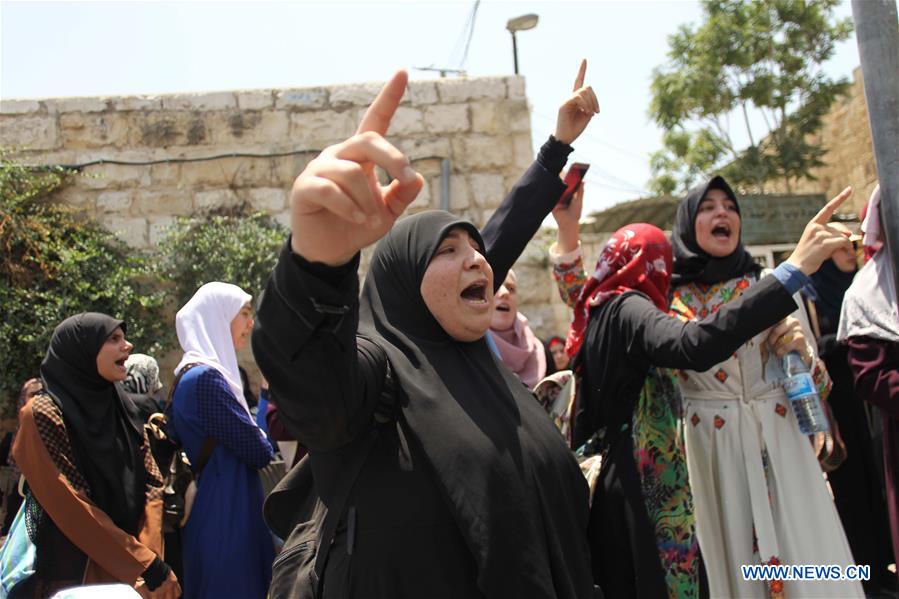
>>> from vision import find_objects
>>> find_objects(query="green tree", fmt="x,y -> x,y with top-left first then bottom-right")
0,153 -> 168,416
153,205 -> 287,314
648,0 -> 853,195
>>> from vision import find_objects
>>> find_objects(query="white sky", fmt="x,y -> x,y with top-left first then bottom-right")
0,0 -> 862,215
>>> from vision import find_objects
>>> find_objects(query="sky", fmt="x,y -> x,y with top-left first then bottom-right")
0,0 -> 863,216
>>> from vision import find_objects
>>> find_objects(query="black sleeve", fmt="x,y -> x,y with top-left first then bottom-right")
251,240 -> 387,452
481,136 -> 572,291
617,275 -> 799,372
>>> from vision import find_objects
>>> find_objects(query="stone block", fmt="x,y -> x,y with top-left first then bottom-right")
289,110 -> 356,145
80,163 -> 150,189
470,101 -> 500,134
507,76 -> 526,100
112,96 -> 163,111
408,179 -> 433,210
162,92 -> 237,111
422,104 -> 469,134
508,103 -> 531,133
271,153 -> 317,187
96,191 -> 133,212
396,137 -> 451,162
52,97 -> 109,113
389,106 -> 424,136
468,173 -> 506,209
148,216 -> 177,247
512,132 -> 534,169
408,81 -> 438,105
133,190 -> 193,217
248,187 -> 287,212
236,91 -> 274,110
0,100 -> 40,115
0,115 -> 59,150
208,111 -> 290,145
149,162 -> 182,186
104,216 -> 148,247
275,88 -> 328,110
437,78 -> 506,103
448,174 -> 471,210
178,155 -> 272,189
59,112 -> 131,148
451,135 -> 513,170
330,82 -> 382,107
194,189 -> 240,212
133,113 -> 188,147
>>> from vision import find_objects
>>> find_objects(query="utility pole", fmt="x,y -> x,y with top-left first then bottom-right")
851,0 -> 899,290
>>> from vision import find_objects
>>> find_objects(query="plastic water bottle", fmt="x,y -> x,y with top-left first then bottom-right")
782,351 -> 829,434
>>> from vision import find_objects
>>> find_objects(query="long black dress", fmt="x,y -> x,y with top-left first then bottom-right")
575,276 -> 798,598
253,139 -> 595,598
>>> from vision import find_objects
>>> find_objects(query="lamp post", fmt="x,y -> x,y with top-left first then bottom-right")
506,13 -> 539,75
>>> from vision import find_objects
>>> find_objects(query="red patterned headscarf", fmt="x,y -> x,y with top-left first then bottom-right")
566,223 -> 672,357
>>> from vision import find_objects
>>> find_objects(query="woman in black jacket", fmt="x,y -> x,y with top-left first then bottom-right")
549,187 -> 853,597
253,65 -> 599,598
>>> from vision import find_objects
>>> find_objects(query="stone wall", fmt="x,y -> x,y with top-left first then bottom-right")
767,66 -> 879,214
1,76 -> 533,248
2,76 -> 581,363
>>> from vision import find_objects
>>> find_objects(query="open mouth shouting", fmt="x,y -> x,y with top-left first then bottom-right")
711,222 -> 732,241
460,279 -> 490,309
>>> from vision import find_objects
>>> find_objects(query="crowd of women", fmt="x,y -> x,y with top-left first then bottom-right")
1,61 -> 896,599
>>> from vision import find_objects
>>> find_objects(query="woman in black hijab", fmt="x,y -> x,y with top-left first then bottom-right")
12,313 -> 179,598
253,66 -> 598,598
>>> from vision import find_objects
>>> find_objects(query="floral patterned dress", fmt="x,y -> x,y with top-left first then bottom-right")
670,275 -> 863,599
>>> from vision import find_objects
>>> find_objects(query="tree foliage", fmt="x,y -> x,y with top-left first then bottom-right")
153,205 -> 286,316
0,153 -> 168,416
648,0 -> 853,195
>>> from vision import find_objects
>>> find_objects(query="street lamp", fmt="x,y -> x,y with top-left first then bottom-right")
506,13 -> 539,75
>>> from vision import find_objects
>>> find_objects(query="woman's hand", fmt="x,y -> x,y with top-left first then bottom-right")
554,60 -> 599,146
149,571 -> 181,599
786,186 -> 855,276
289,70 -> 425,266
552,180 -> 584,254
767,316 -> 813,366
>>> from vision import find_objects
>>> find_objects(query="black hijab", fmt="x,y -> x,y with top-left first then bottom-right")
358,211 -> 593,599
671,175 -> 761,286
40,312 -> 146,535
809,259 -> 857,337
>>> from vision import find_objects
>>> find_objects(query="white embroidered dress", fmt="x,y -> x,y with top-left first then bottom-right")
670,274 -> 863,598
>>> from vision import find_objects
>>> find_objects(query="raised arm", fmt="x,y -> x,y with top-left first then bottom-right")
481,60 -> 598,289
253,71 -> 418,451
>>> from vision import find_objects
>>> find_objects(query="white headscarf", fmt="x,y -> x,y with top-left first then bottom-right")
838,185 -> 899,344
175,282 -> 254,415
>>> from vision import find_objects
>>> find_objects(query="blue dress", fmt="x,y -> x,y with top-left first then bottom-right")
171,366 -> 275,599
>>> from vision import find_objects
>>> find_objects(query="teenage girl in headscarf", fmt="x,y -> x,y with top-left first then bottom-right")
11,313 -> 178,598
254,63 -> 599,598
549,182 -> 852,597
666,177 -> 863,597
839,184 -> 899,591
169,282 -> 275,599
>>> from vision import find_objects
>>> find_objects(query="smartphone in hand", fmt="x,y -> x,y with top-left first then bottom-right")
558,163 -> 589,208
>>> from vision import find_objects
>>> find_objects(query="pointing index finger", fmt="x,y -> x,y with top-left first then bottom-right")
356,70 -> 409,136
573,59 -> 586,91
813,186 -> 852,225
